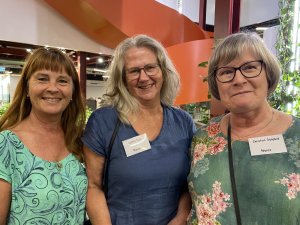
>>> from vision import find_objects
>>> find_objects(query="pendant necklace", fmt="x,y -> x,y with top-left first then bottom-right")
56,161 -> 63,171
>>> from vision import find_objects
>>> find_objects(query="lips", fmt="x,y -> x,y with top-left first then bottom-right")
42,97 -> 62,103
232,91 -> 252,97
138,83 -> 154,89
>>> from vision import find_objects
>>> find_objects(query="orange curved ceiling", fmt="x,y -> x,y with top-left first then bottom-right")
44,0 -> 213,104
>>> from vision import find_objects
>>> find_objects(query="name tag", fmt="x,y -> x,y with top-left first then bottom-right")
248,134 -> 287,156
122,133 -> 151,157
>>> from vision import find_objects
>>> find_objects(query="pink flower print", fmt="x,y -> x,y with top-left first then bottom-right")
194,181 -> 231,225
206,122 -> 221,137
208,136 -> 227,155
212,181 -> 231,213
195,201 -> 217,225
193,143 -> 207,165
275,173 -> 300,199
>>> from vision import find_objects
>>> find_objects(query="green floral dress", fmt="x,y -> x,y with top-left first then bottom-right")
188,116 -> 300,225
0,130 -> 88,225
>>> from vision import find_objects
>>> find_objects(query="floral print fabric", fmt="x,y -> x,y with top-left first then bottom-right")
0,130 -> 88,225
188,116 -> 300,225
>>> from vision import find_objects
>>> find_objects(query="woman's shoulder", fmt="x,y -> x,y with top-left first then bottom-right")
291,115 -> 300,124
0,129 -> 20,142
0,129 -> 12,135
166,105 -> 193,119
84,106 -> 119,141
285,115 -> 300,136
92,106 -> 117,116
87,106 -> 118,123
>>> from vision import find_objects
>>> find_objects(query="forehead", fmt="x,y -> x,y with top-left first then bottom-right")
124,47 -> 157,67
31,68 -> 70,78
218,48 -> 259,67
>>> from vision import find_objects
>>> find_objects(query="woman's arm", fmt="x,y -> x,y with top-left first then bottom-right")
167,190 -> 191,225
0,179 -> 11,225
84,146 -> 112,225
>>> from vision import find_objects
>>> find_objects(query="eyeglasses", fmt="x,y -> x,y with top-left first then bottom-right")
125,63 -> 160,79
215,60 -> 264,83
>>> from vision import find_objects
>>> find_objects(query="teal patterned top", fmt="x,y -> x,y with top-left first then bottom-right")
188,116 -> 300,225
0,130 -> 88,225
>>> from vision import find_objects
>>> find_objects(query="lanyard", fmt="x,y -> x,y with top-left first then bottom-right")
227,121 -> 242,225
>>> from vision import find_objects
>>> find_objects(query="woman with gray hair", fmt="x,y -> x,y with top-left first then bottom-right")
188,32 -> 300,225
83,34 -> 196,225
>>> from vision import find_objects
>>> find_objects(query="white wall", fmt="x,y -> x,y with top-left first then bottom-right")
0,0 -> 113,55
86,81 -> 108,99
206,0 -> 279,27
155,0 -> 178,11
240,0 -> 279,26
1,0 -> 280,50
0,0 -> 111,101
156,0 -> 279,27
9,75 -> 19,101
263,26 -> 279,56
182,0 -> 200,22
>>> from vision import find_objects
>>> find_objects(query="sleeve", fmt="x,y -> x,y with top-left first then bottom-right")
0,132 -> 13,183
82,107 -> 119,157
181,109 -> 197,145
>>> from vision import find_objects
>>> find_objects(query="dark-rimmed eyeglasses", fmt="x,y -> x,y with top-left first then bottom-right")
215,60 -> 264,83
125,63 -> 160,79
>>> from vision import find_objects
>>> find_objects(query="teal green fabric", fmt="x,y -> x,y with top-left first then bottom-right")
188,116 -> 300,225
0,130 -> 88,225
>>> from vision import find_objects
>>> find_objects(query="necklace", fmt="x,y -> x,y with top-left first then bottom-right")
56,161 -> 63,171
230,110 -> 275,141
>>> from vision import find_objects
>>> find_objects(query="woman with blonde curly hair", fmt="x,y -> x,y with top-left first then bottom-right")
83,34 -> 196,225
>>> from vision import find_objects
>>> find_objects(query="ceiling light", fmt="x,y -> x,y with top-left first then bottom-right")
93,68 -> 107,73
256,27 -> 268,31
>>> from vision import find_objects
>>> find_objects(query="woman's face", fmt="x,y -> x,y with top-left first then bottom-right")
124,47 -> 163,105
216,52 -> 269,113
27,68 -> 73,119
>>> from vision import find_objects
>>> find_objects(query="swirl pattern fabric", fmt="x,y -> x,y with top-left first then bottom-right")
0,130 -> 88,225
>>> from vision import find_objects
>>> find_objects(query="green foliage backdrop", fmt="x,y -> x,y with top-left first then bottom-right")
269,0 -> 300,116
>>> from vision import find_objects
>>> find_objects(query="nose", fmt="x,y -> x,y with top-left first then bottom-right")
233,69 -> 247,84
138,69 -> 150,81
46,81 -> 59,92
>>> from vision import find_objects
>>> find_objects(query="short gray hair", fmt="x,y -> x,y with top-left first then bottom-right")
208,32 -> 281,100
103,34 -> 180,123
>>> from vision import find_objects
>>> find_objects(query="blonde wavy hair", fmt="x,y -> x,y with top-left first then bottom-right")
103,34 -> 180,123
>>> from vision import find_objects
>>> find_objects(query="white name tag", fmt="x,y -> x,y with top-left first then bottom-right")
248,134 -> 287,156
122,133 -> 151,157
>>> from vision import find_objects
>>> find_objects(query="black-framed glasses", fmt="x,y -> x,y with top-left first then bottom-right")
125,63 -> 160,79
215,60 -> 264,83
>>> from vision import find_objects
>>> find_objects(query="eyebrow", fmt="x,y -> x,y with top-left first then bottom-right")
34,72 -> 71,79
127,63 -> 158,69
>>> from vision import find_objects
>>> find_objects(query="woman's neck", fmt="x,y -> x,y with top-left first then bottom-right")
138,103 -> 163,115
24,111 -> 62,132
228,105 -> 275,140
128,103 -> 163,125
